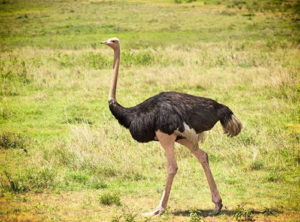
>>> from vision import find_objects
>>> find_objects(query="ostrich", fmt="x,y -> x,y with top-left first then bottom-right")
101,37 -> 242,216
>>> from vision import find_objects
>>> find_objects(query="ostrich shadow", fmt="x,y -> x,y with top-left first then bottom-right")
172,209 -> 236,217
172,208 -> 281,217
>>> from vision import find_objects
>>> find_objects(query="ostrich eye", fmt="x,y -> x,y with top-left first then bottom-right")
111,40 -> 116,43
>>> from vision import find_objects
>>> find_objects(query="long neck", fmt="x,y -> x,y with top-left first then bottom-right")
109,47 -> 120,102
108,46 -> 134,128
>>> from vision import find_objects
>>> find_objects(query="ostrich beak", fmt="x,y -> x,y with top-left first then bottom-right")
101,41 -> 107,44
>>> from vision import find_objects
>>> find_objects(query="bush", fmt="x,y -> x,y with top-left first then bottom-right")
122,51 -> 154,66
189,209 -> 205,222
0,57 -> 30,84
99,192 -> 121,206
190,212 -> 205,222
50,52 -> 111,70
0,132 -> 28,149
174,0 -> 197,3
68,171 -> 89,185
233,205 -> 254,222
1,168 -> 57,193
110,209 -> 137,222
83,52 -> 111,69
1,171 -> 28,193
91,178 -> 108,189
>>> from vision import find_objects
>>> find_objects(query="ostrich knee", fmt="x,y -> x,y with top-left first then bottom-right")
198,151 -> 209,165
194,150 -> 209,167
168,164 -> 178,176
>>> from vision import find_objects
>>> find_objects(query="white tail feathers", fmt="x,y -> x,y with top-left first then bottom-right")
222,114 -> 242,137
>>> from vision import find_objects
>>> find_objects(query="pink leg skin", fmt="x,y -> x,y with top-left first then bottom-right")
177,139 -> 223,215
141,131 -> 178,217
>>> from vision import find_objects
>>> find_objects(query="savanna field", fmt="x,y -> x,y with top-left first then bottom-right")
0,0 -> 299,221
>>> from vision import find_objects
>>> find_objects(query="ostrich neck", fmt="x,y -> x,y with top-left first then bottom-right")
109,47 -> 120,102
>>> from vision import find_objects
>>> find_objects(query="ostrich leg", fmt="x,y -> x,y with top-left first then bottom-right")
177,139 -> 222,214
142,131 -> 178,216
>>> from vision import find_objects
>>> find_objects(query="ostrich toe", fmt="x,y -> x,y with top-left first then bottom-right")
141,207 -> 165,217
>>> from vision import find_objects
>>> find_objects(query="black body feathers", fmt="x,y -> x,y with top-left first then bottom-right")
109,91 -> 241,143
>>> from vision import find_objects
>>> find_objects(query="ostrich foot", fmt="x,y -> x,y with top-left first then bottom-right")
141,207 -> 165,217
209,201 -> 223,216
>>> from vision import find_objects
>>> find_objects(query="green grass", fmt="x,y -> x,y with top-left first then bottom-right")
0,0 -> 299,221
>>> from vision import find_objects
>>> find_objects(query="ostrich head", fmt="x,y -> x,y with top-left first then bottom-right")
101,37 -> 120,50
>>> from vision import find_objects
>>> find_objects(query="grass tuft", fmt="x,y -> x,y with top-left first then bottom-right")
99,192 -> 121,206
189,209 -> 205,222
0,132 -> 28,149
233,205 -> 254,222
1,171 -> 28,193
